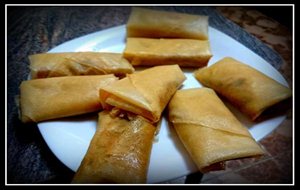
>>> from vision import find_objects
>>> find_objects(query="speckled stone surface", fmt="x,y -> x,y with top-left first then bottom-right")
7,6 -> 293,184
216,7 -> 292,87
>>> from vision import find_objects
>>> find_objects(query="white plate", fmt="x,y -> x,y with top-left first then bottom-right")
37,25 -> 289,183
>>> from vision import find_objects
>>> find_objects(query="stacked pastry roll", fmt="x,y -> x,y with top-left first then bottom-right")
19,52 -> 134,123
71,7 -> 214,183
124,7 -> 212,67
73,65 -> 186,183
20,49 -> 186,183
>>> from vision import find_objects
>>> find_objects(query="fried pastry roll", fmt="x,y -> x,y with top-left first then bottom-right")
29,52 -> 134,78
127,7 -> 209,40
72,111 -> 156,184
123,38 -> 212,67
194,57 -> 292,120
100,65 -> 186,123
20,75 -> 118,123
168,88 -> 264,173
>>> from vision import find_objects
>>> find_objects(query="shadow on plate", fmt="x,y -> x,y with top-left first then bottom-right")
185,172 -> 203,184
255,97 -> 292,122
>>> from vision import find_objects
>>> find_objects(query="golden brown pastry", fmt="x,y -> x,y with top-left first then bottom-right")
29,52 -> 134,78
194,57 -> 292,121
20,75 -> 118,123
127,7 -> 209,40
72,111 -> 156,184
100,65 -> 186,123
168,88 -> 264,173
123,38 -> 212,67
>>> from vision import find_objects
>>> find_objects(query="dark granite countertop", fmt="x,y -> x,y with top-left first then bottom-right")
7,6 -> 293,184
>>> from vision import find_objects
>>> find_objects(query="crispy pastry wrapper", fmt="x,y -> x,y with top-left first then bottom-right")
127,7 -> 209,40
29,52 -> 134,78
72,111 -> 156,184
20,75 -> 118,123
100,65 -> 186,123
123,38 -> 212,67
194,57 -> 292,121
168,88 -> 264,173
